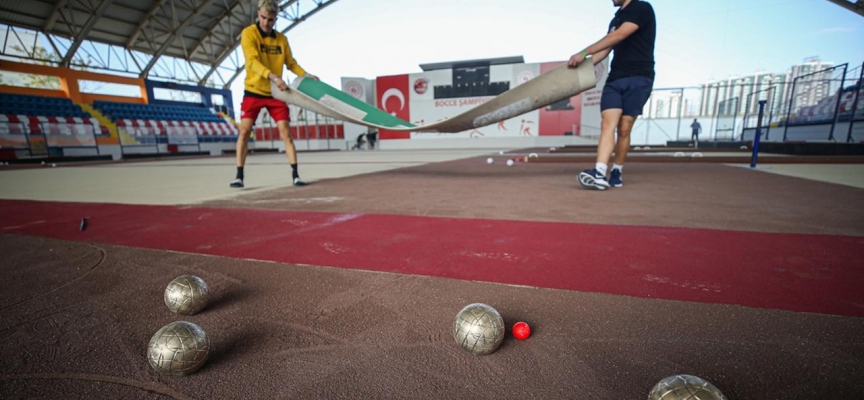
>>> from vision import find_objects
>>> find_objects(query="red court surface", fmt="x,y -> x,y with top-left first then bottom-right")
1,200 -> 863,317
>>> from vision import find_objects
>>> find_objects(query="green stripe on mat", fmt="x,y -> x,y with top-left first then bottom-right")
296,79 -> 416,128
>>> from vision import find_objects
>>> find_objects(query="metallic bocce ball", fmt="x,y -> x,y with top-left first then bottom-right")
164,275 -> 210,315
147,321 -> 211,376
648,374 -> 727,400
453,303 -> 505,355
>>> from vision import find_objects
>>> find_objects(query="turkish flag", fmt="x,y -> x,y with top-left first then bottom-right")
376,74 -> 411,140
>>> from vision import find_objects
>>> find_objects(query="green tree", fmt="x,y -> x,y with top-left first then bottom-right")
7,44 -> 99,91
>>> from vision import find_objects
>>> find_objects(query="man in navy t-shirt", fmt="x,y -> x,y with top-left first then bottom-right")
568,0 -> 656,190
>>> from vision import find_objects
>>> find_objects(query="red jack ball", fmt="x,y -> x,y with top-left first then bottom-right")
512,321 -> 531,340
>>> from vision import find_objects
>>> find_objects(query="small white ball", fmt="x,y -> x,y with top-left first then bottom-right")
506,159 -> 514,167
499,151 -> 504,155
486,157 -> 494,164
51,163 -> 57,167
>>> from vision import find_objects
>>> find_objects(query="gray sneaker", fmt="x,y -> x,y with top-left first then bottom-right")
578,169 -> 610,190
229,178 -> 244,188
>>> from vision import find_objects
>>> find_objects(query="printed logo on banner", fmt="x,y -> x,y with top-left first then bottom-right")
344,80 -> 364,100
517,70 -> 535,85
413,78 -> 429,95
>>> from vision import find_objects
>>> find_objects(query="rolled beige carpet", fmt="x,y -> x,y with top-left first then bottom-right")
271,59 -> 597,133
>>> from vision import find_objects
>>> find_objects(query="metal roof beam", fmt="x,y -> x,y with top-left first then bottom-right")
188,0 -> 244,61
279,0 -> 335,33
60,0 -> 114,67
201,37 -> 242,87
825,0 -> 864,17
43,0 -> 71,32
126,0 -> 170,48
139,0 -> 220,78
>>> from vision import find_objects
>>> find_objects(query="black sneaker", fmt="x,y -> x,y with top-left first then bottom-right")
578,169 -> 610,190
229,178 -> 244,188
293,177 -> 308,186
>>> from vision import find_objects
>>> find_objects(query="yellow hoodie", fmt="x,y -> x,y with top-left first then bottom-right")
241,24 -> 307,97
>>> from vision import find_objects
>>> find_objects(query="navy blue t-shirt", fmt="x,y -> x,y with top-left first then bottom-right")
607,0 -> 656,82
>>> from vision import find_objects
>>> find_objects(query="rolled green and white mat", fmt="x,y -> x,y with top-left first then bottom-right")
271,59 -> 596,133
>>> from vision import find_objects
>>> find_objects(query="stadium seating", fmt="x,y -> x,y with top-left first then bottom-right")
93,100 -> 239,143
0,93 -> 109,141
93,100 -> 223,122
0,93 -> 90,118
1,93 -> 241,149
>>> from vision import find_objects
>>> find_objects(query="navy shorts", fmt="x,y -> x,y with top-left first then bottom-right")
600,75 -> 654,116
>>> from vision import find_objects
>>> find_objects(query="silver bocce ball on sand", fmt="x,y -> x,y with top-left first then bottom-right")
164,275 -> 210,315
648,374 -> 727,400
147,321 -> 211,376
453,303 -> 505,355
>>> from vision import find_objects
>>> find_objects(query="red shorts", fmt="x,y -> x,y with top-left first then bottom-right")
241,95 -> 290,122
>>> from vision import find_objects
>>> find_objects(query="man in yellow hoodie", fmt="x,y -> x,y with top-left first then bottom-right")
230,0 -> 318,188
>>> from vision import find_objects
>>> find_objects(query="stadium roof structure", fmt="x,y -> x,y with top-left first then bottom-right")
825,0 -> 864,17
0,0 -> 859,90
0,0 -> 340,89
